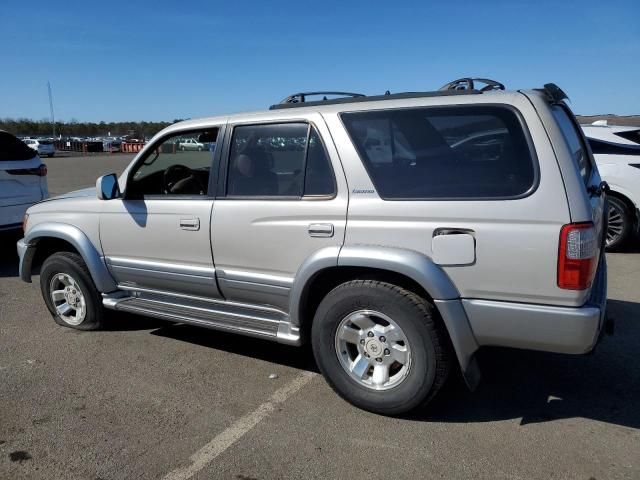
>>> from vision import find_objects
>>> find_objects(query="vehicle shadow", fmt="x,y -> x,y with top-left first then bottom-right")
0,230 -> 21,278
138,298 -> 640,430
149,321 -> 318,372
412,298 -> 640,430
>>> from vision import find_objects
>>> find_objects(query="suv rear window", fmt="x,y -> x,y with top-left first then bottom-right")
0,131 -> 37,161
552,106 -> 593,184
341,106 -> 536,199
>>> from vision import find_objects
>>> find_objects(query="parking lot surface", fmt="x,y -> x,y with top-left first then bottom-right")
1,155 -> 639,479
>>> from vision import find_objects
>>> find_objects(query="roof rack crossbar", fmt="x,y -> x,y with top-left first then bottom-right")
439,78 -> 505,92
278,91 -> 366,105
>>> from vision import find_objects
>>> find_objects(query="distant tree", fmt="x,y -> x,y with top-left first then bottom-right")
0,118 -> 173,138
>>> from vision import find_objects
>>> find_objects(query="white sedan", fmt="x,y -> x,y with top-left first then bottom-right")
24,138 -> 56,158
582,121 -> 640,250
1,131 -> 49,232
178,138 -> 205,151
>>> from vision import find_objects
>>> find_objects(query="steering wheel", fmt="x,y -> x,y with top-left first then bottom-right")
162,164 -> 206,194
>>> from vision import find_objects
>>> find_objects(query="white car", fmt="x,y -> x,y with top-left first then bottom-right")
581,121 -> 640,250
0,131 -> 49,232
178,138 -> 204,151
24,138 -> 56,158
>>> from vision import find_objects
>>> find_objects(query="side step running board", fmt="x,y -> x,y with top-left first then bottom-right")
103,293 -> 301,346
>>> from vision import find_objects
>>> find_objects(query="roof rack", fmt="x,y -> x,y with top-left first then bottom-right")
269,89 -> 480,110
278,91 -> 365,105
439,78 -> 505,92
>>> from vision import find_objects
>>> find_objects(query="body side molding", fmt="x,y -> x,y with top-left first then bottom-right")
21,222 -> 118,292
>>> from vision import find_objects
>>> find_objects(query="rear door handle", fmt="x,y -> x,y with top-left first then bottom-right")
180,218 -> 200,231
308,223 -> 334,238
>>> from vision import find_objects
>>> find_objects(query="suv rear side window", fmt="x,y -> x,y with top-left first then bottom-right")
552,105 -> 593,184
227,123 -> 335,198
342,106 -> 535,199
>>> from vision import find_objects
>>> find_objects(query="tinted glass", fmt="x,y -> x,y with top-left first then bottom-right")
304,127 -> 335,196
587,138 -> 640,156
227,123 -> 309,197
614,129 -> 640,145
552,106 -> 592,184
0,131 -> 37,161
128,129 -> 219,197
342,106 -> 535,199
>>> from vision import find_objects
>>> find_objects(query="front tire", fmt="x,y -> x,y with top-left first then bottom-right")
311,280 -> 452,415
606,196 -> 632,251
40,252 -> 104,330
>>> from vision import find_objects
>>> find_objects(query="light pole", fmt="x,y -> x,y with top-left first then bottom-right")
47,81 -> 56,139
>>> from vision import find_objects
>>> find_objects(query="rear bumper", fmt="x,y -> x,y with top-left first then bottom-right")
463,257 -> 608,354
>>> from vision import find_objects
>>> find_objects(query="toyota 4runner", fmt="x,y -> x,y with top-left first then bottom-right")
17,78 -> 610,415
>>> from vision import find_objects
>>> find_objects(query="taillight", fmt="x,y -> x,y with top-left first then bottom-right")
558,222 -> 599,290
6,164 -> 47,176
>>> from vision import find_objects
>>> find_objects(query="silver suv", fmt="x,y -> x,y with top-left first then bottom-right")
17,79 -> 610,415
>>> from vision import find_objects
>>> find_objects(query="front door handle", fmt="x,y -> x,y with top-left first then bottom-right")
180,218 -> 200,231
308,223 -> 334,238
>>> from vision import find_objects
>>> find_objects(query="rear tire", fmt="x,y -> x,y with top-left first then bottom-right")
40,252 -> 104,330
311,280 -> 452,415
606,196 -> 632,251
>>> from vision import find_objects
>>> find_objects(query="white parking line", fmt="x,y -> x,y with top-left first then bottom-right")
162,371 -> 317,480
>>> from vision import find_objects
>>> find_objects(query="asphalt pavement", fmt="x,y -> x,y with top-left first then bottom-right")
1,155 -> 639,479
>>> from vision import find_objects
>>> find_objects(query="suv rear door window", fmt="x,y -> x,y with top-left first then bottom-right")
226,123 -> 335,198
341,106 -> 536,199
552,106 -> 593,184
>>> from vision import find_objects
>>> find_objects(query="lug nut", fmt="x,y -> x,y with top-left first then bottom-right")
376,357 -> 382,363
360,339 -> 365,345
367,332 -> 374,337
380,336 -> 386,342
384,348 -> 390,355
364,352 -> 370,358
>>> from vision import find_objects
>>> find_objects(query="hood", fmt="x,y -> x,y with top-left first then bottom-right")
41,187 -> 96,202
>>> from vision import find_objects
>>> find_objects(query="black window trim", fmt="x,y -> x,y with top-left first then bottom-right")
338,103 -> 540,202
217,119 -> 337,201
123,124 -> 226,200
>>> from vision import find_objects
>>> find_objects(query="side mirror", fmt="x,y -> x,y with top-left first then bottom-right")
96,173 -> 121,200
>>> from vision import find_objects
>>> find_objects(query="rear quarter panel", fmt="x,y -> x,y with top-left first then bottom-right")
325,93 -> 582,306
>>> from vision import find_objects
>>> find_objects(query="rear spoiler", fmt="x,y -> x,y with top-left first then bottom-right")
537,83 -> 569,104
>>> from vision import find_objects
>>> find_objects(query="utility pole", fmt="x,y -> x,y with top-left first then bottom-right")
47,81 -> 56,139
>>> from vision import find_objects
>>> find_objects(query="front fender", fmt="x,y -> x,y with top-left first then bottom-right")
21,222 -> 117,293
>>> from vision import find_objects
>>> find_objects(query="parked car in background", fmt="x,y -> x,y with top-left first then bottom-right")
24,138 -> 55,158
1,131 -> 49,232
582,121 -> 640,250
178,138 -> 204,151
103,138 -> 122,152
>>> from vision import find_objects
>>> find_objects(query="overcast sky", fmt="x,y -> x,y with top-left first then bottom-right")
1,0 -> 638,122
